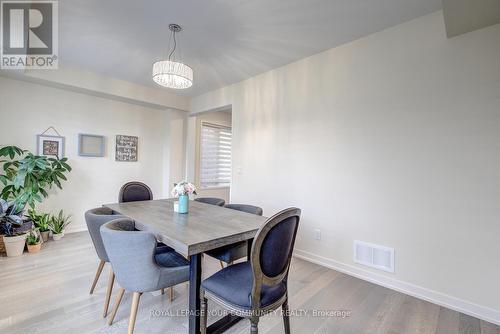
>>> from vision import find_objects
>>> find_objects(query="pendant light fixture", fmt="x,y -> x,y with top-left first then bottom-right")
152,24 -> 193,89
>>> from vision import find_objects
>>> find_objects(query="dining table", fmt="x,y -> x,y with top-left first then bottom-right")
104,198 -> 268,334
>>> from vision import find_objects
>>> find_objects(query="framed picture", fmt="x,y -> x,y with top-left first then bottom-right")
37,134 -> 65,159
115,135 -> 138,162
78,134 -> 105,157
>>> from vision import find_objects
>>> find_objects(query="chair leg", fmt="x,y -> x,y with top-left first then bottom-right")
108,288 -> 125,325
169,286 -> 173,302
103,267 -> 115,318
250,317 -> 259,334
200,290 -> 208,334
219,260 -> 225,269
128,292 -> 142,334
89,260 -> 105,294
282,299 -> 291,334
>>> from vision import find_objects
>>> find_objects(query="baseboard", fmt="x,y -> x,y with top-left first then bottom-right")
293,249 -> 500,326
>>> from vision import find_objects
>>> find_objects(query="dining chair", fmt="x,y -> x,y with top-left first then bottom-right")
201,207 -> 301,334
118,181 -> 153,203
101,218 -> 190,334
206,204 -> 263,268
194,197 -> 225,206
85,207 -> 126,317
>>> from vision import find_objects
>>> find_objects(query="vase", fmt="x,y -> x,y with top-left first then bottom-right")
178,194 -> 189,214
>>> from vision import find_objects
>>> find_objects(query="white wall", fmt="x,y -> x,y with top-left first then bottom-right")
0,76 -> 186,232
186,110 -> 232,203
191,12 -> 500,322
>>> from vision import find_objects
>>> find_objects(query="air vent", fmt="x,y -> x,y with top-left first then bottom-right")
354,240 -> 395,273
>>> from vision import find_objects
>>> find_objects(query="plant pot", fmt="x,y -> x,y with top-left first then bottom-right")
40,231 -> 50,242
0,234 -> 5,255
27,242 -> 42,253
52,232 -> 64,241
3,234 -> 27,257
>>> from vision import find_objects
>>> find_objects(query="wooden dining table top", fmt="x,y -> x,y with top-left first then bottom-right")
104,199 -> 268,257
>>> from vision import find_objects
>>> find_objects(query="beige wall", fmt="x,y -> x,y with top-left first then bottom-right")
0,76 -> 186,232
186,110 -> 232,203
191,12 -> 500,321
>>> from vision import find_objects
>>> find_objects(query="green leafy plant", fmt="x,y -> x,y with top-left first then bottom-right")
0,146 -> 72,210
26,230 -> 40,245
49,210 -> 71,234
27,209 -> 51,232
0,146 -> 71,236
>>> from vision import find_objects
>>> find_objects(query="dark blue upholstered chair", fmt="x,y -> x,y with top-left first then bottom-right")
118,181 -> 153,203
201,207 -> 301,334
85,207 -> 126,317
205,204 -> 263,268
101,218 -> 190,334
194,197 -> 225,206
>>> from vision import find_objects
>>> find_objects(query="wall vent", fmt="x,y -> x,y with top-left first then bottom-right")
353,240 -> 395,273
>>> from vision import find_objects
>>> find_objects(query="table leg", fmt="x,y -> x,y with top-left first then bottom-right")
189,253 -> 202,334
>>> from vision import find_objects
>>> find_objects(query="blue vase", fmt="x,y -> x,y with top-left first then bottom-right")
178,194 -> 189,214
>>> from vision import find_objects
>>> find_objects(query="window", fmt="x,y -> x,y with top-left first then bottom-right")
200,122 -> 232,188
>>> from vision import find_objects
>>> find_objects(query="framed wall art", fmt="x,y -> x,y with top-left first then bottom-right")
37,134 -> 65,159
115,135 -> 138,162
78,134 -> 105,157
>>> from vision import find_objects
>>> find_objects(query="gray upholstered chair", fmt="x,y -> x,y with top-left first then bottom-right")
194,197 -> 225,206
206,204 -> 263,268
118,181 -> 176,298
85,207 -> 126,317
118,181 -> 153,203
101,218 -> 190,334
201,207 -> 301,334
85,207 -> 174,318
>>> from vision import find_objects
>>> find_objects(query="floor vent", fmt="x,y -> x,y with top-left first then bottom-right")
353,240 -> 395,273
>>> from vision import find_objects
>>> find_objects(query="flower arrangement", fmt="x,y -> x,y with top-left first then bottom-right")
171,181 -> 197,198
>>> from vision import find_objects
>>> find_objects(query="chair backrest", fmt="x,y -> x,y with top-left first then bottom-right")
225,204 -> 263,216
194,197 -> 225,206
118,181 -> 153,203
100,218 -> 161,292
84,207 -> 125,262
250,207 -> 301,309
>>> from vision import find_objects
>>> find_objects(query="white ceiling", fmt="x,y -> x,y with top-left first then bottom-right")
59,0 -> 442,96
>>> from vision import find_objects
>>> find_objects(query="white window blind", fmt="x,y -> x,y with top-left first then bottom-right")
200,122 -> 232,188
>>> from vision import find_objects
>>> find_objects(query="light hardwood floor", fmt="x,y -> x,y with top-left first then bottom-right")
0,232 -> 498,334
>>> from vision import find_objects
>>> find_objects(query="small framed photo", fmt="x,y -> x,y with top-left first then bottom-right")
78,134 -> 105,157
37,134 -> 65,159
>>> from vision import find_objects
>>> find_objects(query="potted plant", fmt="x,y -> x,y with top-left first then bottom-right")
26,230 -> 41,253
49,210 -> 71,241
27,209 -> 51,242
0,146 -> 71,253
0,199 -> 31,257
171,181 -> 197,214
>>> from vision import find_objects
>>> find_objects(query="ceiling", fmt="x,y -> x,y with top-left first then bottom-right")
59,0 -> 442,96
